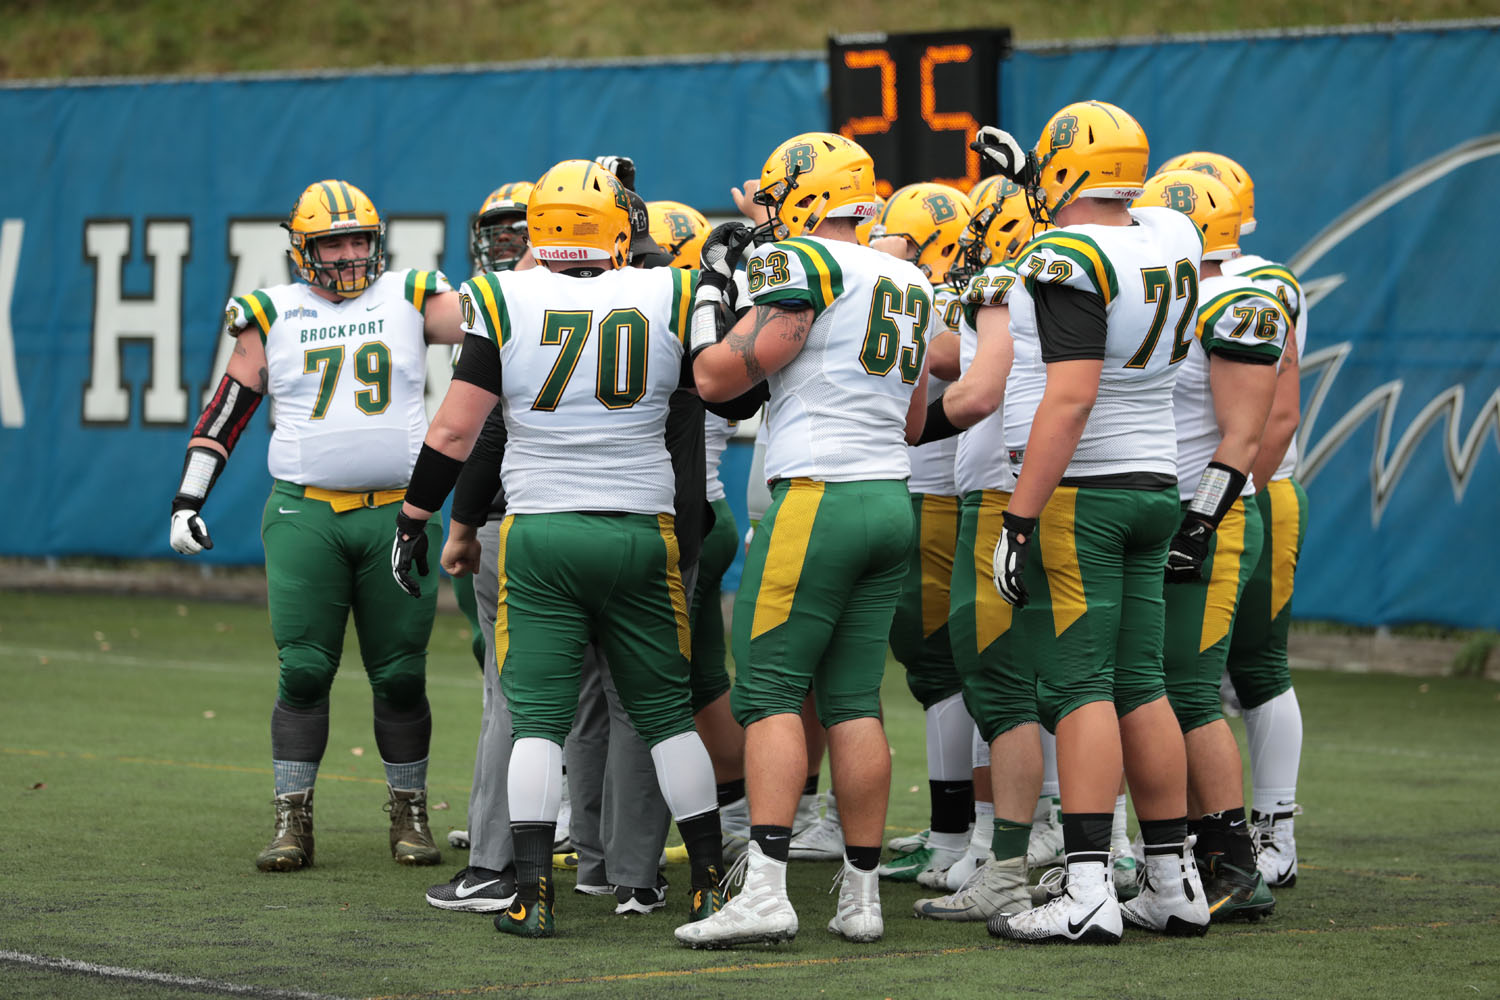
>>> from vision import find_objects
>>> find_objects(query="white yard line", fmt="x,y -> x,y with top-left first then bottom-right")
0,950 -> 351,1000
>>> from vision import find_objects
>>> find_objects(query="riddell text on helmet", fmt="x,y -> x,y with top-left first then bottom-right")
532,246 -> 606,260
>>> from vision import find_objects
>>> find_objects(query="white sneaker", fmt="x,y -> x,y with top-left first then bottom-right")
886,828 -> 930,855
1026,797 -> 1064,868
720,796 -> 751,864
913,855 -> 1028,921
875,843 -> 965,882
987,860 -> 1122,944
916,845 -> 992,890
1253,806 -> 1300,887
827,861 -> 883,942
1121,842 -> 1209,936
674,841 -> 798,949
793,792 -> 821,838
788,794 -> 843,861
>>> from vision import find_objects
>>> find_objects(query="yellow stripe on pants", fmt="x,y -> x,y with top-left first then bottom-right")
657,512 -> 692,658
1200,502 -> 1248,653
973,490 -> 1014,653
750,479 -> 825,640
919,494 -> 960,638
493,515 -> 514,675
1268,479 -> 1302,620
1040,488 -> 1086,637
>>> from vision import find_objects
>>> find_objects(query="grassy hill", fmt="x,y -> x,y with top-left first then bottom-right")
0,0 -> 1493,81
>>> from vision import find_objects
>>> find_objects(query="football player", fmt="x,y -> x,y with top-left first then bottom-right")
911,184 -> 1044,920
1159,153 -> 1309,889
676,132 -> 931,948
1133,168 -> 1286,922
648,200 -> 711,269
169,180 -> 466,873
390,160 -> 725,941
860,182 -> 980,885
974,102 -> 1207,944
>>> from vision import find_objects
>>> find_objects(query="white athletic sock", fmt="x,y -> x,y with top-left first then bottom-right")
928,829 -> 969,853
1039,727 -> 1060,798
925,692 -> 975,782
507,737 -> 563,822
649,731 -> 718,820
971,724 -> 991,769
970,801 -> 995,853
1111,794 -> 1129,845
1244,688 -> 1303,815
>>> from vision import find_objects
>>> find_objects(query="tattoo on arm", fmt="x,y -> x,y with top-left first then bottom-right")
723,304 -> 812,383
233,341 -> 247,357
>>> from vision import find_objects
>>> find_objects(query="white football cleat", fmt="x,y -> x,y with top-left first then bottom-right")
720,795 -> 751,865
1253,806 -> 1300,887
788,794 -> 844,861
792,792 -> 821,838
917,845 -> 992,890
913,855 -> 1028,921
1026,796 -> 1064,868
827,861 -> 883,942
1120,843 -> 1210,936
674,841 -> 798,949
886,828 -> 930,855
987,859 -> 1122,944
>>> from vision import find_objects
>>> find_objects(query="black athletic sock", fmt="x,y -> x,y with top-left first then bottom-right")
512,822 -> 555,895
716,779 -> 746,809
1139,816 -> 1189,854
371,695 -> 431,764
677,809 -> 725,888
270,698 -> 330,761
929,779 -> 973,834
751,824 -> 792,863
845,844 -> 881,872
802,774 -> 819,797
1061,812 -> 1112,864
1199,808 -> 1255,870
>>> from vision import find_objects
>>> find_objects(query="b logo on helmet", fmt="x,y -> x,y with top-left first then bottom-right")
667,213 -> 696,240
923,193 -> 957,223
1163,183 -> 1197,213
1188,162 -> 1221,178
1050,115 -> 1079,149
782,143 -> 817,177
998,179 -> 1022,200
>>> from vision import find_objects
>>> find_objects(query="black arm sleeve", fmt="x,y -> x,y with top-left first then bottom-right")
1208,347 -> 1279,366
1033,282 -> 1109,363
915,393 -> 962,446
452,333 -> 502,394
451,400 -> 507,527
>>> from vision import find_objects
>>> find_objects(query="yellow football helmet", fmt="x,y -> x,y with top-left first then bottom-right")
528,160 -> 631,268
647,201 -> 710,269
967,174 -> 1015,211
951,182 -> 1040,285
472,181 -> 534,272
856,195 -> 887,245
1029,101 -> 1149,224
284,179 -> 385,298
872,183 -> 975,283
1155,151 -> 1256,234
753,132 -> 880,242
1136,169 -> 1241,260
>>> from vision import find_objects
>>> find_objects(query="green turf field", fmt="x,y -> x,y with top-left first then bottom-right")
2,591 -> 1496,999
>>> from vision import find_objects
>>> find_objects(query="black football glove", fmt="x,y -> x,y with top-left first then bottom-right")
991,511 -> 1037,608
1165,514 -> 1215,583
698,222 -> 754,293
594,154 -> 636,191
390,511 -> 430,598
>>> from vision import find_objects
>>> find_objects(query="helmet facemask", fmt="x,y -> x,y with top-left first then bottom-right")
751,163 -> 819,245
472,212 -> 528,272
294,226 -> 385,297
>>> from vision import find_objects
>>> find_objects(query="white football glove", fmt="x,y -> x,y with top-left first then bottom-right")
991,511 -> 1035,608
170,509 -> 213,555
971,126 -> 1036,185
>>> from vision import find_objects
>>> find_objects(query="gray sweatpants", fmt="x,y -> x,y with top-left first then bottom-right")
566,562 -> 698,890
464,519 -> 513,873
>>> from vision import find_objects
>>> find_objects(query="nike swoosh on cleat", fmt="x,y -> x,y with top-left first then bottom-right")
1067,899 -> 1108,936
507,903 -> 527,921
1276,863 -> 1296,883
454,878 -> 501,899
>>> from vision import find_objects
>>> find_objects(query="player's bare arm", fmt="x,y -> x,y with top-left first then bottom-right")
694,302 -> 812,401
401,380 -> 500,520
421,290 -> 466,346
940,304 -> 1012,428
1250,329 -> 1300,489
1007,358 -> 1102,520
1208,352 -> 1279,479
926,329 -> 961,381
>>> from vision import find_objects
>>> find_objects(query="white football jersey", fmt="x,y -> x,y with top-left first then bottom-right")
457,265 -> 694,516
705,412 -> 736,503
953,264 -> 1020,495
1015,208 -> 1204,481
1222,253 -> 1306,481
745,235 -> 933,482
225,268 -> 448,491
1172,273 -> 1292,501
908,282 -> 961,495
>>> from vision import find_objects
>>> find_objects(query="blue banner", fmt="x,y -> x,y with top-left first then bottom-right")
1,26 -> 1497,627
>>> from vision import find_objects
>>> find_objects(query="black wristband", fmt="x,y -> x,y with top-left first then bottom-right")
1187,460 -> 1249,527
172,446 -> 226,513
405,443 -> 466,514
1002,510 -> 1038,536
915,394 -> 961,446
